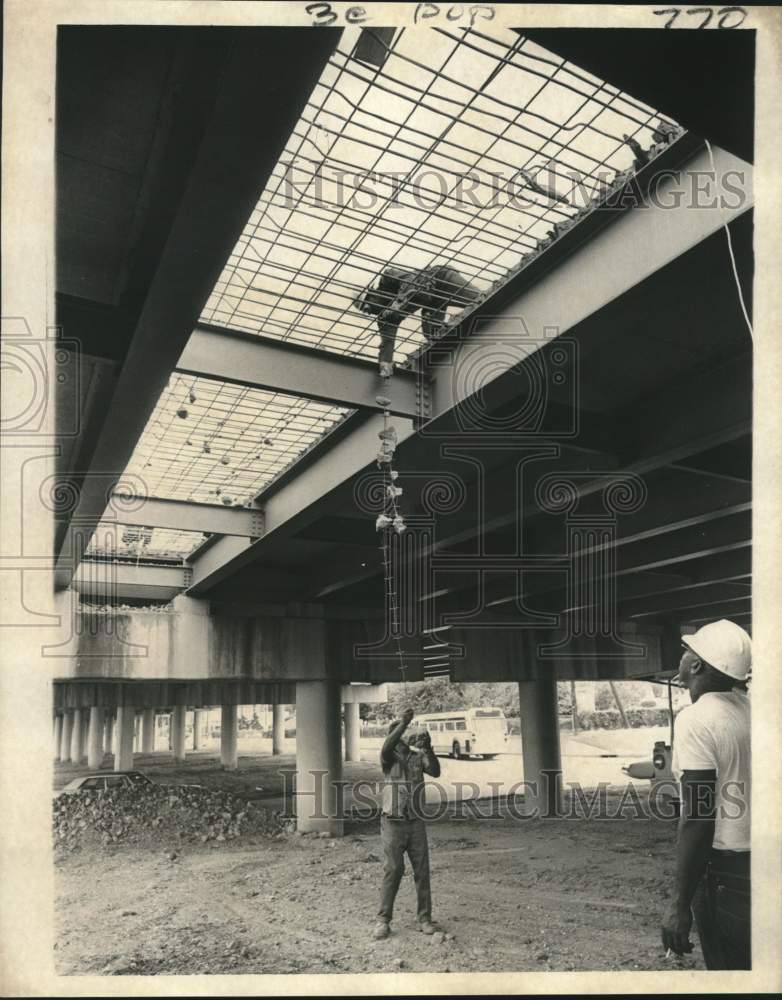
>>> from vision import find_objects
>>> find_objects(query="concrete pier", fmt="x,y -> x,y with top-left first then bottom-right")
344,701 -> 360,762
193,709 -> 204,751
70,708 -> 84,765
104,713 -> 114,756
141,708 -> 155,754
295,680 -> 343,836
518,676 -> 562,817
87,706 -> 105,769
54,715 -> 63,762
220,703 -> 238,770
171,705 -> 186,762
115,706 -> 136,771
272,703 -> 285,755
60,711 -> 74,763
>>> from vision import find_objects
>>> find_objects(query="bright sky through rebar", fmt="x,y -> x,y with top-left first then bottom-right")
201,25 -> 676,362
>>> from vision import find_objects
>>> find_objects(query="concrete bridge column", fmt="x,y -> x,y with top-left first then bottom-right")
220,704 -> 238,770
104,713 -> 114,756
60,711 -> 74,762
344,702 -> 360,762
296,680 -> 343,836
193,709 -> 204,751
53,715 -> 63,762
87,706 -> 105,769
70,708 -> 84,765
518,676 -> 562,817
171,706 -> 186,761
82,718 -> 90,761
115,706 -> 136,771
141,709 -> 155,753
133,712 -> 141,753
272,704 -> 285,755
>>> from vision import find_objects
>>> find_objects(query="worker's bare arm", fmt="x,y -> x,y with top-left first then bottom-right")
661,769 -> 717,955
381,708 -> 414,763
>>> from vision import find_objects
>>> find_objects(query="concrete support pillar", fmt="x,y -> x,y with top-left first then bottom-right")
70,708 -> 84,764
115,706 -> 136,771
141,708 -> 155,753
87,706 -> 105,769
133,713 -> 141,753
272,704 -> 285,755
295,680 -> 344,836
60,711 -> 74,763
171,706 -> 186,762
220,703 -> 238,770
193,709 -> 203,751
344,702 -> 360,762
53,715 -> 63,762
104,713 -> 114,756
518,676 -> 562,817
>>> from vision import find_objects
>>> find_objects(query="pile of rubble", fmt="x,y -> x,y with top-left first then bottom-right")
53,783 -> 291,852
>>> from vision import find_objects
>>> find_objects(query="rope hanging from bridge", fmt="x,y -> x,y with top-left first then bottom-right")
374,394 -> 408,688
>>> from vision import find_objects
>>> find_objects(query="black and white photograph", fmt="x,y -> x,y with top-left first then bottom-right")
1,1 -> 781,995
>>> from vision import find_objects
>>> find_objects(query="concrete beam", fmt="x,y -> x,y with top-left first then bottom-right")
179,324 -> 424,419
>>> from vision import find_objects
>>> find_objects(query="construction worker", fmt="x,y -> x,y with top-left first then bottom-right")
353,264 -> 482,378
661,619 -> 752,969
374,708 -> 441,939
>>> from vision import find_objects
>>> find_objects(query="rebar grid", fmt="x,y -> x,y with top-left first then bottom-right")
200,24 -> 677,363
121,373 -> 349,506
85,523 -> 208,561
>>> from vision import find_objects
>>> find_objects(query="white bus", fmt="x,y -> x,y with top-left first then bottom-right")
414,707 -> 508,759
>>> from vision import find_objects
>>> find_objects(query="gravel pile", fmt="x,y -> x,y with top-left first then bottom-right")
53,783 -> 291,851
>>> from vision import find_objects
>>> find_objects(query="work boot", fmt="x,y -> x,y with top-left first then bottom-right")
373,920 -> 390,940
417,919 -> 438,935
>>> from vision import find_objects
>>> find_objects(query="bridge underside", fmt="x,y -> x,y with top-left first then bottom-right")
48,26 -> 753,831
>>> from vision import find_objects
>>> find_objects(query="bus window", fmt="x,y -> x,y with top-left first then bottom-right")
445,721 -> 455,731
456,720 -> 467,730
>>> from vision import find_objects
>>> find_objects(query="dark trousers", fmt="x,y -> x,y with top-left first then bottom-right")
378,815 -> 432,922
692,850 -> 751,970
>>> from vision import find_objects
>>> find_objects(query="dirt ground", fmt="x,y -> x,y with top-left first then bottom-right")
54,739 -> 703,976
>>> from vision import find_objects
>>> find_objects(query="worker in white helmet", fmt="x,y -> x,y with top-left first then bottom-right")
661,619 -> 752,969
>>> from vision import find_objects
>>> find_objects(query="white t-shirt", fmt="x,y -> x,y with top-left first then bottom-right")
672,689 -> 751,851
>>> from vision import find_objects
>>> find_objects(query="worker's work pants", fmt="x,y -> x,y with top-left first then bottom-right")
378,815 -> 432,923
692,850 -> 751,969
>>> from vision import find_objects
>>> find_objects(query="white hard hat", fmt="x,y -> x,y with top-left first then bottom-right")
682,619 -> 752,681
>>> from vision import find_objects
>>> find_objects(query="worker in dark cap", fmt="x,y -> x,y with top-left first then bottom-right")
661,619 -> 752,969
353,264 -> 482,377
374,707 -> 441,939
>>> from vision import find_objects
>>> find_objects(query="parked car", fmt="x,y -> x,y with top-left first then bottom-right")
54,770 -> 203,798
55,770 -> 153,797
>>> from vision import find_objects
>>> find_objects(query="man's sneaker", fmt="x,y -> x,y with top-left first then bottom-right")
417,920 -> 437,935
373,921 -> 390,940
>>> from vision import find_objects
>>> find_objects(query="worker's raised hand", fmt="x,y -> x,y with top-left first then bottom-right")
661,905 -> 694,957
401,708 -> 415,728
